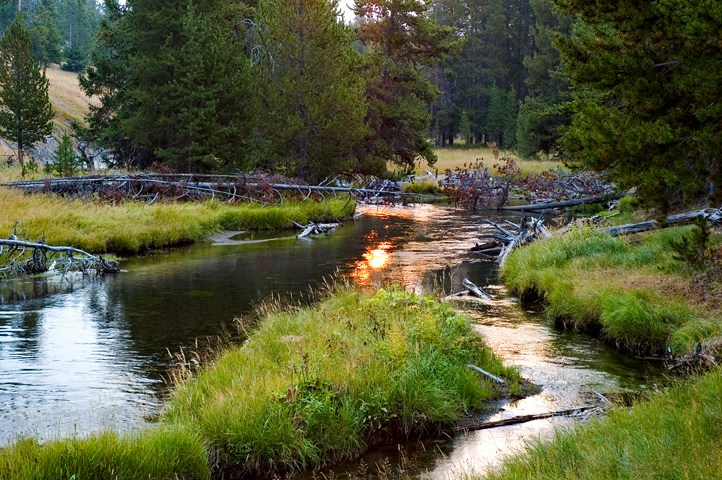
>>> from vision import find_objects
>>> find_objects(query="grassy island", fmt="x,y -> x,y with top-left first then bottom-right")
0,286 -> 519,479
0,187 -> 354,254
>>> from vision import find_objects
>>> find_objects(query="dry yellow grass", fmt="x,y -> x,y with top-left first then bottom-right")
416,147 -> 566,177
45,66 -> 99,133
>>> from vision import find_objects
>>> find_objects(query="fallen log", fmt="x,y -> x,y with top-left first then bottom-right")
0,234 -> 119,277
293,221 -> 341,238
462,278 -> 492,300
466,363 -> 504,383
453,406 -> 598,433
599,208 -> 722,237
498,194 -> 613,211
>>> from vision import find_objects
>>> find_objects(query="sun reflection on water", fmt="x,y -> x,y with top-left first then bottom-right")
350,240 -> 394,285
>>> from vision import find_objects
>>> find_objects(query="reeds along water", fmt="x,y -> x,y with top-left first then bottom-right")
501,225 -> 722,355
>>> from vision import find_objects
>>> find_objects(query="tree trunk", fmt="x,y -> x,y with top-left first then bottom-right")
17,139 -> 23,166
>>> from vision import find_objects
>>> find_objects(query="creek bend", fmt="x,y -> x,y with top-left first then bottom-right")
0,204 -> 665,475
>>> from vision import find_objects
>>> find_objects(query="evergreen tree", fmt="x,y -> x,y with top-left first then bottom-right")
27,0 -> 63,70
45,132 -> 84,176
516,0 -> 574,158
79,0 -> 261,172
354,0 -> 461,174
257,0 -> 368,180
556,0 -> 722,212
0,14 -> 53,166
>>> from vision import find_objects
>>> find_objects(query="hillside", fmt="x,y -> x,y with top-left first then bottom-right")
0,66 -> 97,165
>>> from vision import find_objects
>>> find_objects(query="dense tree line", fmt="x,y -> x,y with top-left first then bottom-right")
0,0 -> 102,72
0,0 -> 718,211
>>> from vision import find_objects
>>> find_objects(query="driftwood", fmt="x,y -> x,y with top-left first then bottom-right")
453,406 -> 597,433
481,215 -> 551,265
462,278 -> 492,300
668,341 -> 719,371
467,363 -> 504,383
293,221 -> 341,238
599,208 -> 722,237
0,222 -> 119,277
499,194 -> 616,212
0,174 -> 432,207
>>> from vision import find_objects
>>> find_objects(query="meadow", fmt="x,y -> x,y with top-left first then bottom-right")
0,187 -> 355,254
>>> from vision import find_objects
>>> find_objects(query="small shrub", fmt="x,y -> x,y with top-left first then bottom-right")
45,133 -> 84,177
668,215 -> 711,267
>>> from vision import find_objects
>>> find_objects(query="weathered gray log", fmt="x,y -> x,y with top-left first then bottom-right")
453,406 -> 597,433
498,195 -> 612,211
293,221 -> 341,238
473,247 -> 502,256
443,290 -> 470,300
599,208 -> 722,237
466,364 -> 504,383
462,278 -> 492,300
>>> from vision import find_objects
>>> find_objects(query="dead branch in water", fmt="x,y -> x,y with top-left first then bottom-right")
0,222 -> 119,277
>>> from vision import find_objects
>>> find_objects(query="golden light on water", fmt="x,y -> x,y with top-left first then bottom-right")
350,240 -> 394,285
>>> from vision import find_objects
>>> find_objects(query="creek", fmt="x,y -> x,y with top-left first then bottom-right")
0,204 -> 665,476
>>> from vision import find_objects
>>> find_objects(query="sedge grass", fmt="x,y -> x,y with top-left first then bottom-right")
502,225 -> 722,353
0,286 -> 517,479
163,285 -> 519,476
481,368 -> 722,480
0,187 -> 354,254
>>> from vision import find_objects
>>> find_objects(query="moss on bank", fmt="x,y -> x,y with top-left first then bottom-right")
0,187 -> 354,254
0,287 -> 517,479
501,225 -> 722,354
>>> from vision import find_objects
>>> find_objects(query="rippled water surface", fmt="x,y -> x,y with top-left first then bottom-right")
0,204 -> 665,475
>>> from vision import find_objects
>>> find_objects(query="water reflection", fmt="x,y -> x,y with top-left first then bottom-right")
0,202 -> 665,478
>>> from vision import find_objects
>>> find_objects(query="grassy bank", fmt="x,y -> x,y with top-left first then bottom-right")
501,225 -> 722,354
0,187 -> 354,254
0,286 -> 519,479
482,368 -> 722,480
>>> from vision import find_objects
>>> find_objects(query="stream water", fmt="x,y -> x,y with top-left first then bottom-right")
0,204 -> 666,476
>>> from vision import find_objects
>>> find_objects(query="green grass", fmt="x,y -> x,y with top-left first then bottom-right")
0,286 -> 518,479
481,368 -> 722,480
501,225 -> 722,354
0,187 -> 354,254
164,286 -> 518,476
0,426 -> 210,480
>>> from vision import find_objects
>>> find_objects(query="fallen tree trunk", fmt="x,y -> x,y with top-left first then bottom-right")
599,208 -> 722,237
0,229 -> 119,277
453,406 -> 597,433
498,194 -> 613,211
462,278 -> 492,300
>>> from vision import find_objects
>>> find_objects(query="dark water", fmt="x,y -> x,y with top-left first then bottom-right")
0,204 -> 665,475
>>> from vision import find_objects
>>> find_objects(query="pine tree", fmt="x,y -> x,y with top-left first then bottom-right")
0,14 -> 53,166
27,0 -> 63,71
556,0 -> 722,212
515,0 -> 574,158
79,0 -> 261,172
257,0 -> 368,180
354,0 -> 461,174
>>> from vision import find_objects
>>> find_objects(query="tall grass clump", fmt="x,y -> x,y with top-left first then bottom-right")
482,368 -> 722,480
163,285 -> 518,477
0,425 -> 210,480
501,226 -> 722,353
0,188 -> 355,253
